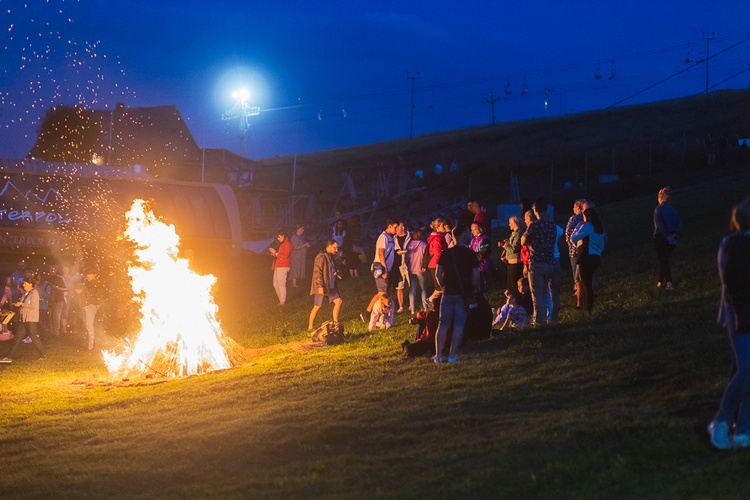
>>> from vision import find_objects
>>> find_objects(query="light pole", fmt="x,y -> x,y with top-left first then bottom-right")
407,71 -> 420,139
222,88 -> 260,158
702,31 -> 715,94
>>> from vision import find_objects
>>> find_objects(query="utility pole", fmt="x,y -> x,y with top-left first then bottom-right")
703,31 -> 715,94
407,71 -> 420,139
486,91 -> 499,124
543,88 -> 554,115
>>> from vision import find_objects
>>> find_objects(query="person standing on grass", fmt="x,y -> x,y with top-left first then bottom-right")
571,207 -> 606,311
308,240 -> 343,331
289,224 -> 311,289
653,186 -> 681,291
393,222 -> 411,313
434,227 -> 479,363
0,274 -> 44,364
708,197 -> 750,449
47,264 -> 68,337
372,218 -> 399,296
427,217 -> 448,296
521,198 -> 560,326
406,229 -> 429,313
268,229 -> 293,306
565,199 -> 586,294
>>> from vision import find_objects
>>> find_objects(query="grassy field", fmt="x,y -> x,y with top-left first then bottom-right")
2,170 -> 750,499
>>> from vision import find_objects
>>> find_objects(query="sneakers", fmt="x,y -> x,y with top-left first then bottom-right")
732,434 -> 750,449
708,420 -> 731,449
396,307 -> 404,314
447,355 -> 459,363
0,357 -> 11,363
359,312 -> 368,323
22,336 -> 32,344
433,355 -> 442,364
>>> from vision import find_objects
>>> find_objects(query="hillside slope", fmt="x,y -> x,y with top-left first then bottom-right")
255,89 -> 750,219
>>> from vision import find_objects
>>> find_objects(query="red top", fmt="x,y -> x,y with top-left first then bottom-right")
427,231 -> 447,269
272,239 -> 293,269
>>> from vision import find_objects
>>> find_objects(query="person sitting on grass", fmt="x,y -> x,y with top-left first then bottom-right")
402,294 -> 448,359
368,292 -> 395,331
516,277 -> 534,317
492,291 -> 530,332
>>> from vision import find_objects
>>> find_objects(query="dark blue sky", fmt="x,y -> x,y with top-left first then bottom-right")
1,0 -> 749,161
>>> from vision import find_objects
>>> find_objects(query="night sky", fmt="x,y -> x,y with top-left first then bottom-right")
1,0 -> 749,161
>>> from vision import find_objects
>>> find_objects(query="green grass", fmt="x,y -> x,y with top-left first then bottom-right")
3,171 -> 750,498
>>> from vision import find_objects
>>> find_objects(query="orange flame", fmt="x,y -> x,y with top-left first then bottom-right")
103,199 -> 231,378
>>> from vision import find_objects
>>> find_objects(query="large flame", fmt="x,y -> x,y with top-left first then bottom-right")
103,199 -> 231,378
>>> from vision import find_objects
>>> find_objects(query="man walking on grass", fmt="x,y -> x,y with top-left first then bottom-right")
308,240 -> 343,331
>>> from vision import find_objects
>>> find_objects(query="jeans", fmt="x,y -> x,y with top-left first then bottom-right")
529,261 -> 560,325
49,301 -> 65,336
273,267 -> 290,304
408,272 -> 427,312
7,321 -> 44,358
435,294 -> 467,358
715,330 -> 750,434
82,304 -> 98,350
654,233 -> 675,284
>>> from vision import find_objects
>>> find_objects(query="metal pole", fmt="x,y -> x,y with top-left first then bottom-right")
407,71 -> 420,138
703,31 -> 715,94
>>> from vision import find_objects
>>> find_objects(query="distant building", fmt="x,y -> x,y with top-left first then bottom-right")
27,103 -> 256,186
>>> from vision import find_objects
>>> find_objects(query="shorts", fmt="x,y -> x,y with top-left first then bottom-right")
313,288 -> 340,307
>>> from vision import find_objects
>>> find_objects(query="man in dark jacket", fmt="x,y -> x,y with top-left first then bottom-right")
308,240 -> 343,331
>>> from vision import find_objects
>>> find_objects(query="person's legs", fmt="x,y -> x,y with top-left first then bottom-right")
308,294 -> 324,330
308,305 -> 321,330
418,273 -> 428,310
4,322 -> 27,359
578,257 -> 594,311
273,268 -> 290,305
408,274 -> 417,313
332,297 -> 342,323
550,260 -> 561,320
654,234 -> 675,285
49,302 -> 62,336
715,332 -> 750,433
435,295 -> 457,360
448,297 -> 468,359
528,264 -> 546,326
26,322 -> 44,357
83,304 -> 97,350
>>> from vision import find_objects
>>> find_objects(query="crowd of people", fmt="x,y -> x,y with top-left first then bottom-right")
1,186 -> 682,372
268,189 -> 688,365
0,260 -> 105,364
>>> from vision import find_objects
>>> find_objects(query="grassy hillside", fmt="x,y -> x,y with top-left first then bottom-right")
254,89 -> 750,223
2,169 -> 750,498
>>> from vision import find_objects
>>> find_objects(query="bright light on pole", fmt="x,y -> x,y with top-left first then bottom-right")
222,88 -> 260,158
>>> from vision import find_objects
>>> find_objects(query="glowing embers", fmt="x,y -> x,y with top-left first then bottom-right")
103,199 -> 231,378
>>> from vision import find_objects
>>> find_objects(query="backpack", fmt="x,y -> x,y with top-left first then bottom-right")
311,321 -> 345,346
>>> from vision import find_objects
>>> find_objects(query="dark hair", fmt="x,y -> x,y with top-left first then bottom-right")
23,273 -> 39,286
276,229 -> 287,238
583,208 -> 604,234
731,197 -> 750,232
411,228 -> 423,240
325,239 -> 338,249
386,217 -> 400,227
521,198 -> 532,214
453,226 -> 472,247
533,197 -> 548,213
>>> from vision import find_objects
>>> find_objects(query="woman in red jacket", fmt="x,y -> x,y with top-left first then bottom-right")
426,218 -> 448,296
269,229 -> 293,306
